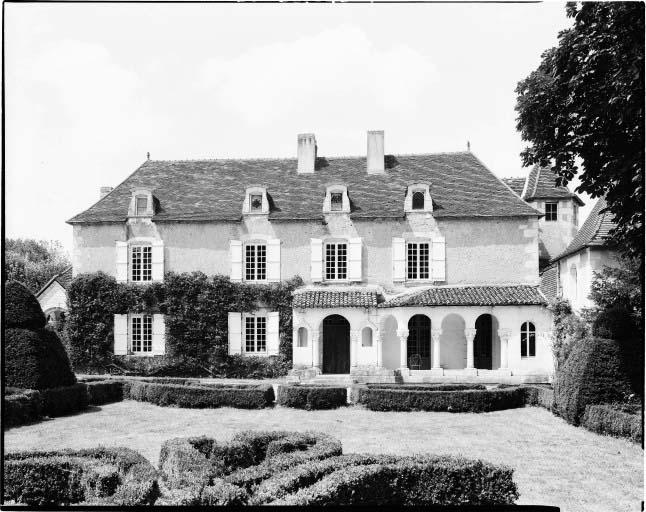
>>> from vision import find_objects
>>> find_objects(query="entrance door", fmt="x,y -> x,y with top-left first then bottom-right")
474,314 -> 493,369
407,315 -> 431,370
322,315 -> 350,374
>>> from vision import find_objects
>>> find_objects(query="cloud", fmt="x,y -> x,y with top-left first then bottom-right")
198,25 -> 437,127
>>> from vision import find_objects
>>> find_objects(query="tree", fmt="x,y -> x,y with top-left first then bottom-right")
516,2 -> 644,263
4,238 -> 71,294
589,257 -> 643,327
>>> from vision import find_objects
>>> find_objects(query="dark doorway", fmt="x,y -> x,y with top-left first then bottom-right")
322,315 -> 350,374
474,314 -> 493,369
407,315 -> 431,370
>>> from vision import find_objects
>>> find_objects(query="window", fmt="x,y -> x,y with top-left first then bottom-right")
131,314 -> 152,353
325,242 -> 347,280
245,243 -> 266,281
412,191 -> 425,210
330,192 -> 343,211
250,194 -> 263,212
245,316 -> 266,353
297,327 -> 308,347
520,322 -> 536,357
135,196 -> 148,216
407,242 -> 430,280
361,327 -> 373,347
131,245 -> 152,282
545,202 -> 558,221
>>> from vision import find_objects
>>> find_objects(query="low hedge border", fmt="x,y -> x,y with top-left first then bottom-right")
582,404 -> 642,443
277,385 -> 347,410
4,447 -> 159,506
4,388 -> 43,428
357,387 -> 526,412
123,380 -> 274,409
523,385 -> 554,411
270,455 -> 519,506
86,380 -> 124,406
40,383 -> 89,417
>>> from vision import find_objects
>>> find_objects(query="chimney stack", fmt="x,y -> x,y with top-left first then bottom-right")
100,186 -> 114,199
367,130 -> 385,174
297,133 -> 316,174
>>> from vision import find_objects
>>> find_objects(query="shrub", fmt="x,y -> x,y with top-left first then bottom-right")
40,383 -> 89,417
3,447 -> 159,506
368,383 -> 487,391
582,404 -> 642,443
5,280 -> 47,329
86,380 -> 124,405
523,385 -> 555,411
277,385 -> 347,410
549,298 -> 589,368
5,328 -> 77,390
271,456 -> 518,505
592,306 -> 638,341
3,389 -> 42,428
358,387 -> 526,413
123,381 -> 274,409
554,337 -> 635,425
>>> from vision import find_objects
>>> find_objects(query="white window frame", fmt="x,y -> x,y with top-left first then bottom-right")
406,241 -> 431,280
244,315 -> 267,354
520,321 -> 536,358
130,314 -> 153,355
130,244 -> 152,282
545,202 -> 558,221
244,242 -> 267,282
325,241 -> 348,281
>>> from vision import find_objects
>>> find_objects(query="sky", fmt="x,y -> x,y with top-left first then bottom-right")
5,2 -> 594,255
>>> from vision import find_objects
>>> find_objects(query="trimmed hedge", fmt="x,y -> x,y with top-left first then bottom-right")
357,387 -> 526,412
367,383 -> 487,391
523,385 -> 555,411
40,383 -> 89,417
4,388 -> 42,428
86,380 -> 124,405
4,447 -> 159,506
554,337 -> 635,425
271,455 -> 518,506
123,380 -> 274,409
582,404 -> 643,443
277,385 -> 347,410
5,280 -> 47,329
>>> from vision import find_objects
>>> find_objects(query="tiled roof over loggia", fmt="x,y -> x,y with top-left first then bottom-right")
539,264 -> 559,301
293,289 -> 382,309
552,197 -> 616,262
68,152 -> 541,224
380,285 -> 547,308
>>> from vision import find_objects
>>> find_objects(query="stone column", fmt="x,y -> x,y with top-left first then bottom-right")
397,328 -> 409,368
498,328 -> 511,369
431,328 -> 442,369
376,330 -> 383,367
350,330 -> 360,368
311,331 -> 321,369
465,328 -> 477,369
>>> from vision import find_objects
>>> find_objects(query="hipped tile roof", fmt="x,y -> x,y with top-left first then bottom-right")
552,197 -> 616,262
380,285 -> 547,308
68,152 -> 541,224
523,166 -> 584,205
293,289 -> 381,309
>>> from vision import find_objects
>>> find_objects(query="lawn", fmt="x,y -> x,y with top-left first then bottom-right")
4,401 -> 642,511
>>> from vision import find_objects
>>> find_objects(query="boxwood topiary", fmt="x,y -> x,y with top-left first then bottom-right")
277,385 -> 347,410
554,336 -> 635,425
5,280 -> 47,329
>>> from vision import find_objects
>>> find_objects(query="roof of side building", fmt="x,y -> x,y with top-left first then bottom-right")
67,152 -> 541,224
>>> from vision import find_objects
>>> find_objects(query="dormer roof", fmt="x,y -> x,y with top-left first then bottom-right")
503,165 -> 584,206
68,151 -> 541,224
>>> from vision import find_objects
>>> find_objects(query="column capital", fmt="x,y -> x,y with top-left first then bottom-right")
396,328 -> 409,339
497,328 -> 512,342
350,329 -> 361,339
431,328 -> 442,342
465,328 -> 477,341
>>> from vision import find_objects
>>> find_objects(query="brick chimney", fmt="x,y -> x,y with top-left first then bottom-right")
367,130 -> 385,174
297,133 -> 316,174
100,186 -> 113,199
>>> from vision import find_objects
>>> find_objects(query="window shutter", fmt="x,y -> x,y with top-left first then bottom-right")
392,238 -> 406,281
228,312 -> 242,355
267,311 -> 280,356
115,242 -> 128,283
152,239 -> 164,282
267,239 -> 281,283
348,237 -> 362,282
152,314 -> 166,355
230,240 -> 243,282
113,314 -> 128,355
432,236 -> 446,281
310,238 -> 323,282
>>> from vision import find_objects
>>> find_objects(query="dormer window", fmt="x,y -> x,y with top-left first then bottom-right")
243,187 -> 269,215
323,185 -> 350,213
128,189 -> 154,218
405,184 -> 433,213
136,196 -> 148,216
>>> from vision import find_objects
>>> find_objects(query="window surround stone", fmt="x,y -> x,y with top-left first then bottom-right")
243,186 -> 269,215
404,183 -> 433,213
128,189 -> 155,218
323,185 -> 350,214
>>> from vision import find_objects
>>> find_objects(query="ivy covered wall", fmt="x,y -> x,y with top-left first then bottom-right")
65,271 -> 303,377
